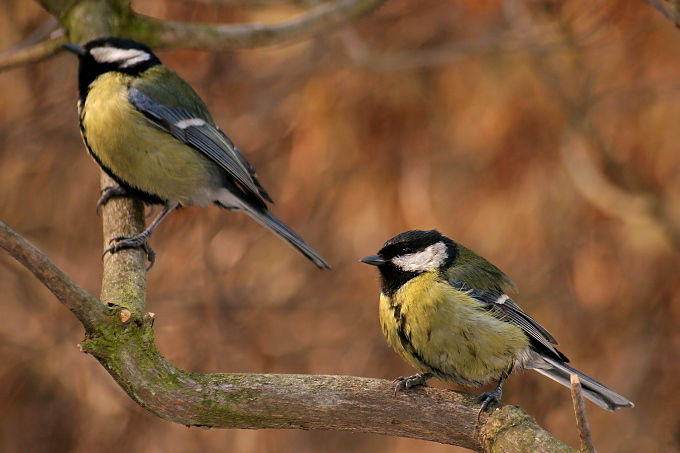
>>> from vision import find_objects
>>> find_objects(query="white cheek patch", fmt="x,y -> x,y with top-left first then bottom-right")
122,53 -> 152,68
175,118 -> 206,129
90,47 -> 151,67
391,242 -> 448,272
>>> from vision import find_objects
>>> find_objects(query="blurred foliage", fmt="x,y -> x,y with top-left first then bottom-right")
1,0 -> 679,452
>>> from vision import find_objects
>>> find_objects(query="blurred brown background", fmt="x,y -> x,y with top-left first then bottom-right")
1,0 -> 678,452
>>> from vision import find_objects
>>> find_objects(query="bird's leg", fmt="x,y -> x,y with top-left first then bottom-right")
393,372 -> 433,396
477,363 -> 514,419
97,185 -> 156,218
477,378 -> 505,417
96,185 -> 128,216
103,202 -> 177,270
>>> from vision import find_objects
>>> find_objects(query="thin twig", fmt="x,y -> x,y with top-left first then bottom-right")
509,0 -> 680,250
559,134 -> 661,229
125,0 -> 388,49
0,30 -> 66,72
643,0 -> 680,28
338,28 -> 512,72
0,221 -> 108,330
570,375 -> 596,453
12,17 -> 61,47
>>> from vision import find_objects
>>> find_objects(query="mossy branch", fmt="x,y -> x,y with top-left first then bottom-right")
0,220 -> 575,452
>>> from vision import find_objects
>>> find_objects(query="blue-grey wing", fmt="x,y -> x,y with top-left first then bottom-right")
449,279 -> 568,362
128,87 -> 272,205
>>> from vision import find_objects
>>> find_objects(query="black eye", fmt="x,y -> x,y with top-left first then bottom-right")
401,246 -> 412,254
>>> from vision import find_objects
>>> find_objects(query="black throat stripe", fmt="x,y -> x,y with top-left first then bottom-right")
389,300 -> 447,377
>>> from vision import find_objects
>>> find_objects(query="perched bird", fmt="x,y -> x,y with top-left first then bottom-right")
63,37 -> 331,270
361,230 -> 633,414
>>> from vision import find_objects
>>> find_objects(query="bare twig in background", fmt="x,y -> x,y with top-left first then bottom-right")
560,130 -> 680,248
0,221 -> 575,453
339,28 -> 512,71
508,0 -> 680,250
129,0 -> 387,48
12,16 -> 61,46
570,375 -> 596,453
559,134 -> 669,235
0,221 -> 107,331
0,28 -> 66,72
643,0 -> 680,28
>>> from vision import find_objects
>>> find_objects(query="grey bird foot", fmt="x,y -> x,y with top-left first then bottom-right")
96,186 -> 156,218
393,373 -> 433,396
103,234 -> 156,270
96,185 -> 128,216
476,388 -> 502,420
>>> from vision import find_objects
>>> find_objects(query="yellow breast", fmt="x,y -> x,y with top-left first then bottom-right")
379,272 -> 529,386
81,73 -> 217,205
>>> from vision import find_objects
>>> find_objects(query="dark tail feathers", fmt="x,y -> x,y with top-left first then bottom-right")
223,202 -> 331,269
531,357 -> 634,411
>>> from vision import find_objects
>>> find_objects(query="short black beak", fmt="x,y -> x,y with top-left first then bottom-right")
62,42 -> 87,56
360,255 -> 386,266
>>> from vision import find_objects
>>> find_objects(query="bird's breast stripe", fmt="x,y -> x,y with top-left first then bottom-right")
389,300 -> 447,377
78,110 -> 165,205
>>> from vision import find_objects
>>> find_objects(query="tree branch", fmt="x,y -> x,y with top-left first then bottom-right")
98,174 -> 150,316
0,220 -> 575,452
16,0 -> 386,74
0,30 -> 66,72
643,0 -> 680,28
36,0 -> 387,49
508,0 -> 680,250
0,221 -> 108,331
570,375 -> 596,453
338,28 -> 511,72
125,0 -> 388,49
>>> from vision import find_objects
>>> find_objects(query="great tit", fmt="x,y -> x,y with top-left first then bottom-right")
63,37 -> 331,270
361,230 -> 633,413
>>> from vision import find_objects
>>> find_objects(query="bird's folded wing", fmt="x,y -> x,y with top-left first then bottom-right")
449,279 -> 567,362
128,87 -> 270,205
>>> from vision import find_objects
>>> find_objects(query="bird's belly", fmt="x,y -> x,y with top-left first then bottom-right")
379,276 -> 529,387
81,76 -> 218,205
